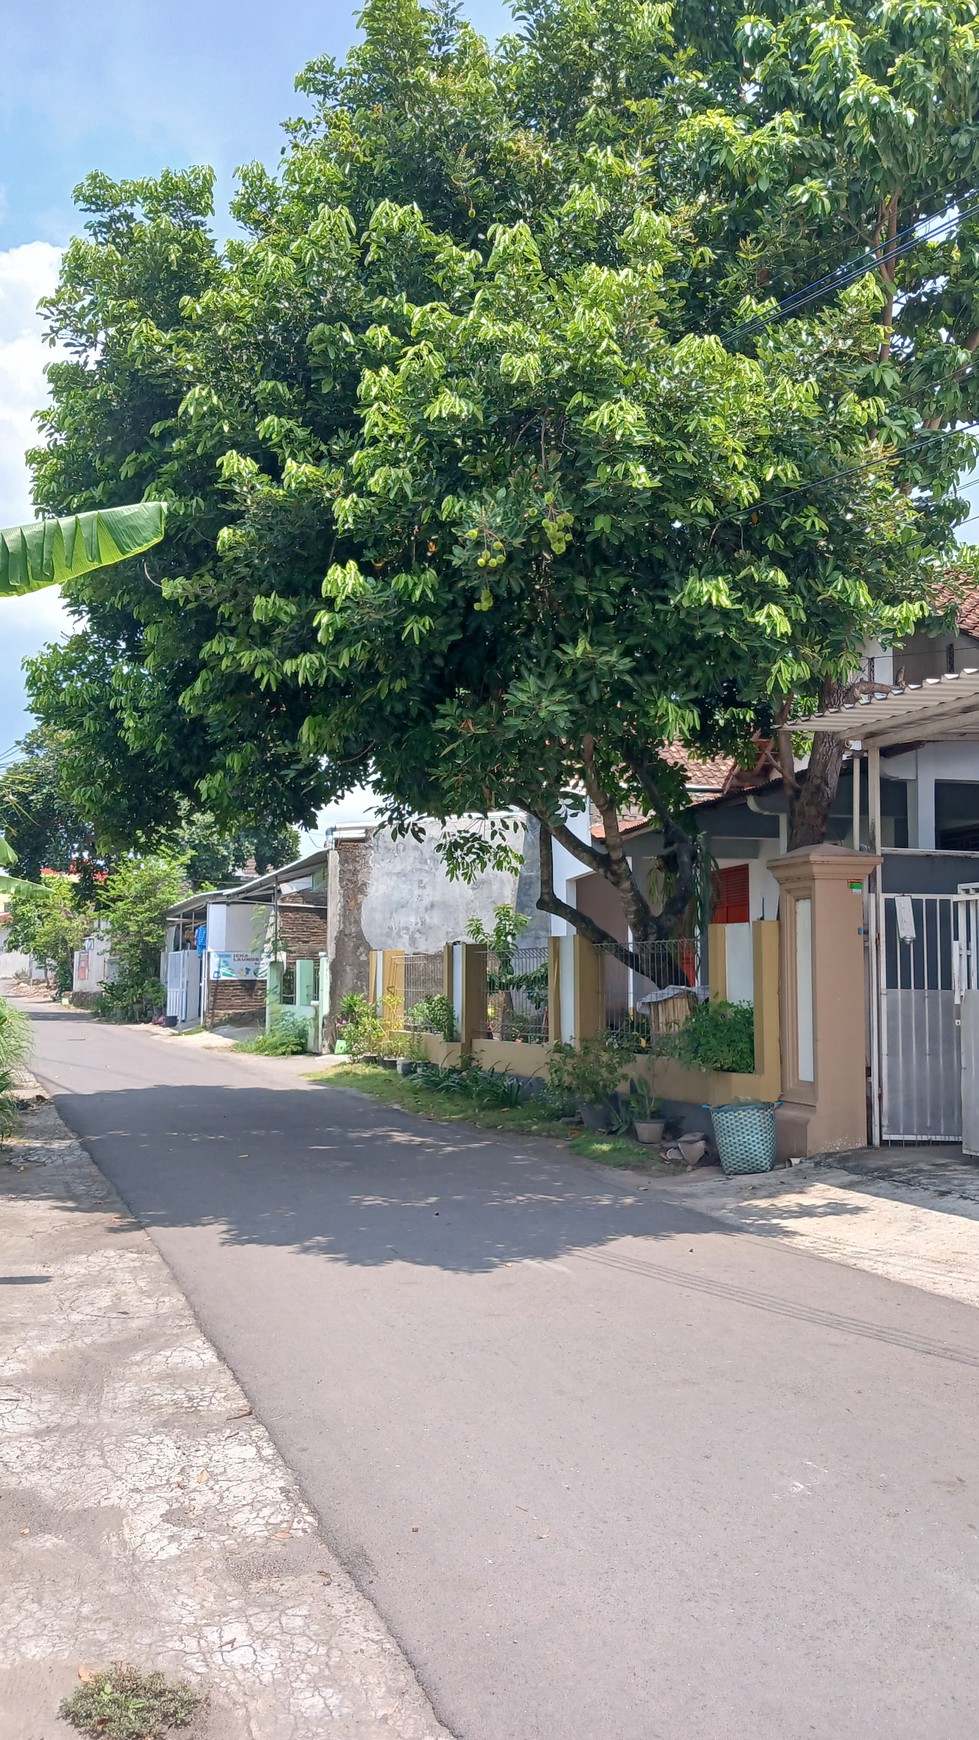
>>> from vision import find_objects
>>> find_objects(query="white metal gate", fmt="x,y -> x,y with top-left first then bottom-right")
871,890 -> 962,1143
955,885 -> 979,1156
165,950 -> 200,1026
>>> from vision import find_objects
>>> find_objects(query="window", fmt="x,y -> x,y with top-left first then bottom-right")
713,864 -> 750,925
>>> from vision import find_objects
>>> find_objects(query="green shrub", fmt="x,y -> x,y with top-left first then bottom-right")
0,995 -> 31,1141
660,999 -> 755,1074
234,1012 -> 308,1055
410,1060 -> 523,1107
547,1038 -> 624,1109
58,1662 -> 201,1738
406,994 -> 456,1040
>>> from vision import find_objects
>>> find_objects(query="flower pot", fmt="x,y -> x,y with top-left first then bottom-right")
579,1101 -> 612,1131
396,1058 -> 417,1076
380,1056 -> 397,1069
333,1039 -> 350,1055
634,1118 -> 666,1145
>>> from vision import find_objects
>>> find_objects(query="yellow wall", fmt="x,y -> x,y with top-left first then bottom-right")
418,1034 -> 463,1068
471,1038 -> 552,1079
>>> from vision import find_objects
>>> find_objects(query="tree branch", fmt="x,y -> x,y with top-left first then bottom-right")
543,813 -> 613,878
617,749 -> 701,937
536,821 -> 652,971
579,734 -> 660,937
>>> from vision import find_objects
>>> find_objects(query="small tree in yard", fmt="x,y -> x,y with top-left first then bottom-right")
22,1 -> 979,960
97,857 -> 188,1022
6,876 -> 92,996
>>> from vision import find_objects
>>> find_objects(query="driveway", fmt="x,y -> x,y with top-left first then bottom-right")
18,1001 -> 979,1740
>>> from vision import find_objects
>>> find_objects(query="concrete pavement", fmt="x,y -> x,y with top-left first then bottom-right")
0,1085 -> 449,1739
18,1000 -> 979,1740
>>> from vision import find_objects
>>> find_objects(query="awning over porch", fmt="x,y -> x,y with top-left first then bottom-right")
793,666 -> 979,854
793,667 -> 979,748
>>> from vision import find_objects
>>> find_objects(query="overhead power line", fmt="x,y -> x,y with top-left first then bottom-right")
713,420 -> 979,529
719,192 -> 979,348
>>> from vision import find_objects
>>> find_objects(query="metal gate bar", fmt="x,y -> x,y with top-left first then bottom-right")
875,891 -> 961,1143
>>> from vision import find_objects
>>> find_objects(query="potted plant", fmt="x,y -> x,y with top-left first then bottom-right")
623,1079 -> 665,1145
547,1039 -> 625,1131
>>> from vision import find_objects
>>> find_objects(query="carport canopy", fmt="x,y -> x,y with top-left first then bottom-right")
792,667 -> 979,851
793,667 -> 979,748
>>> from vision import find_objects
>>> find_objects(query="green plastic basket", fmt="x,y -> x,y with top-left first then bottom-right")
708,1101 -> 778,1176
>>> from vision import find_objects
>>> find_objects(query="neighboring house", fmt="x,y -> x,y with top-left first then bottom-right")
71,922 -> 115,1003
163,850 -> 330,1034
0,872 -> 30,979
551,579 -> 979,957
162,816 -> 545,1047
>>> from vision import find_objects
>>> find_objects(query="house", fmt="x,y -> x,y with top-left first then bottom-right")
162,815 -> 546,1048
163,848 -> 330,1036
543,579 -> 979,1147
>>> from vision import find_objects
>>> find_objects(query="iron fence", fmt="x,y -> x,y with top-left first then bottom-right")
403,951 -> 448,1030
603,937 -> 704,1048
476,944 -> 550,1042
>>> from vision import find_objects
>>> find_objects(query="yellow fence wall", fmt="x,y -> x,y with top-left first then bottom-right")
470,1038 -> 552,1079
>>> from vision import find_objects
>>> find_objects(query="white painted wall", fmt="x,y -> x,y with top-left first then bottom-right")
72,925 -> 113,994
207,902 -> 266,955
724,923 -> 755,1004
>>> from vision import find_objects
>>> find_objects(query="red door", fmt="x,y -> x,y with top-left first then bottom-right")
714,864 -> 750,924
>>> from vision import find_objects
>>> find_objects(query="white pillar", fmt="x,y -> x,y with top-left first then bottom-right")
868,746 -> 882,853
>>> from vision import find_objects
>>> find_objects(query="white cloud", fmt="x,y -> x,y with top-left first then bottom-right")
0,240 -> 63,523
0,242 -> 73,748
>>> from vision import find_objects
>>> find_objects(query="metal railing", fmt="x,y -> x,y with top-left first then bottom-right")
476,945 -> 550,1042
403,951 -> 448,1030
603,937 -> 703,1047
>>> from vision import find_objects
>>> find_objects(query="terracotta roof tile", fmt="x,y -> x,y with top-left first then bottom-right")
937,571 -> 979,639
590,744 -> 768,839
659,746 -> 734,790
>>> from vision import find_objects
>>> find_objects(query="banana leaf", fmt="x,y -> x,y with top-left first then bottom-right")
0,502 -> 166,598
0,837 -> 16,869
0,871 -> 37,899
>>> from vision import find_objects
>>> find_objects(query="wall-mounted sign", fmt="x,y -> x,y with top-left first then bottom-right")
894,895 -> 917,943
210,951 -> 263,980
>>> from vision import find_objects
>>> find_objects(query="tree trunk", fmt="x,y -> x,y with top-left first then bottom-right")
787,731 -> 845,850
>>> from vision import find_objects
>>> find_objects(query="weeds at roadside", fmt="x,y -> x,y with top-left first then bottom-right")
310,1064 -> 677,1172
58,1663 -> 202,1739
235,1012 -> 308,1056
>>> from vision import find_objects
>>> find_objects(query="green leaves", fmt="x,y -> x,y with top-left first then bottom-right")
16,0 -> 979,917
0,504 -> 166,597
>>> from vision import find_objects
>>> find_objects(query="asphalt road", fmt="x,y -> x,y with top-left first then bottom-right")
19,1001 -> 979,1740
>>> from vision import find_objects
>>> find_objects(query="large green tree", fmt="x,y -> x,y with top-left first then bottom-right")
0,729 -> 297,889
24,0 -> 979,958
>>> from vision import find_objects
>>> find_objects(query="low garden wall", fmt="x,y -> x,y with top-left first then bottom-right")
470,1037 -> 551,1079
417,1034 -> 463,1068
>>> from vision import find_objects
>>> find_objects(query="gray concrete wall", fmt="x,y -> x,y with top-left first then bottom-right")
359,818 -> 544,953
325,836 -> 372,1044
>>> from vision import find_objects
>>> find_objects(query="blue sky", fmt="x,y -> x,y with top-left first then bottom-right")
0,0 -> 509,803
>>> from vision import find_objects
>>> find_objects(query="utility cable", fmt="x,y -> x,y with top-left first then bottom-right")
720,195 -> 979,347
712,420 -> 979,529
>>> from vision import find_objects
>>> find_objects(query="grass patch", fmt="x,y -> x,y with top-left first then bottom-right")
569,1132 -> 676,1172
311,1063 -> 676,1170
59,1664 -> 201,1738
